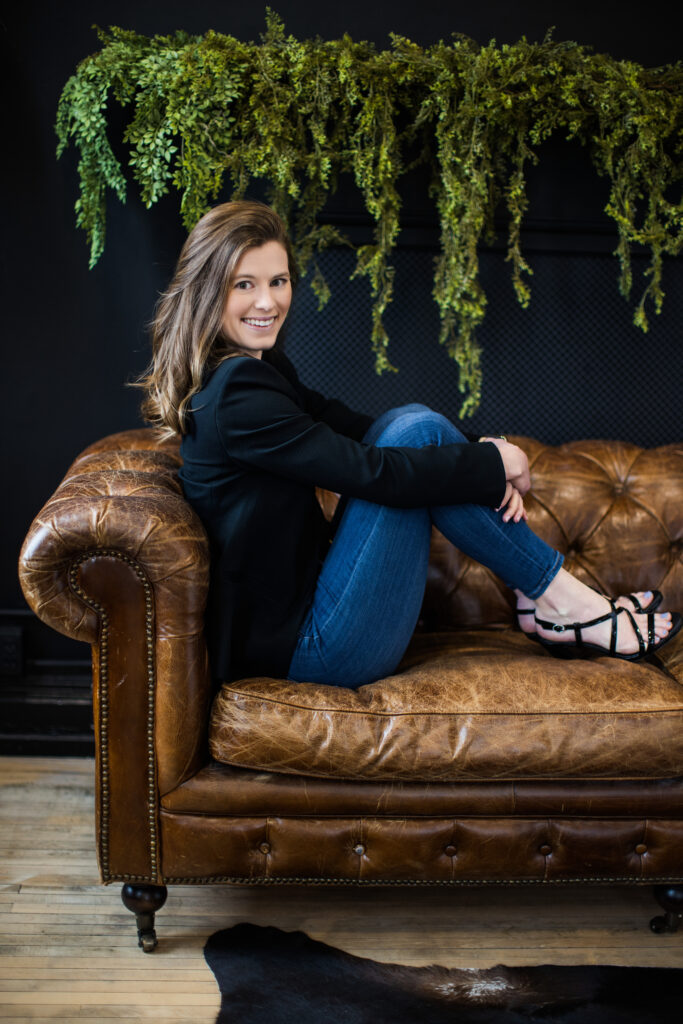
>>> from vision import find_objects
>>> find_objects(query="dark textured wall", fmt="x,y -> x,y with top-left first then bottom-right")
3,0 -> 682,630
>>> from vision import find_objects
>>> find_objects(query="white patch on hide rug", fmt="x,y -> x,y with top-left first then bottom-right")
433,971 -> 513,1001
465,977 -> 513,999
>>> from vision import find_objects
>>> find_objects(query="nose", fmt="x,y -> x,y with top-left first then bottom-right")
253,286 -> 273,311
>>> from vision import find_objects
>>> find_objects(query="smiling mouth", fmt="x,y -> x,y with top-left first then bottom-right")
242,317 -> 277,328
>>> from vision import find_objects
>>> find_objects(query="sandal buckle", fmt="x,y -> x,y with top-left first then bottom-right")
552,624 -> 565,633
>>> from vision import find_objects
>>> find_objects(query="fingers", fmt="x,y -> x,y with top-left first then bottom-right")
496,484 -> 528,523
509,491 -> 528,523
504,489 -> 528,523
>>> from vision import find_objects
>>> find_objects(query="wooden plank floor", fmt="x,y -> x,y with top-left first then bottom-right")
1,756 -> 682,1021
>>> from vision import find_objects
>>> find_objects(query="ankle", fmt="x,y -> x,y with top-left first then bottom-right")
534,584 -> 572,620
534,570 -> 601,621
535,593 -> 567,618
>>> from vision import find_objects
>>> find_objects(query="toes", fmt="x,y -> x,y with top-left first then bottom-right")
624,609 -> 672,647
652,612 -> 672,640
616,591 -> 650,611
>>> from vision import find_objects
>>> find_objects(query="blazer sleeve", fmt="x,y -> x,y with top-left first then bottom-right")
215,357 -> 507,508
267,349 -> 374,440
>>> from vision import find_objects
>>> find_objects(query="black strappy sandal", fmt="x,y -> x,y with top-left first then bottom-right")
535,600 -> 682,662
516,590 -> 662,641
621,589 -> 663,614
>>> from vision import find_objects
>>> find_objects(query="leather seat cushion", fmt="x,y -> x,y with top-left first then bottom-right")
209,629 -> 683,782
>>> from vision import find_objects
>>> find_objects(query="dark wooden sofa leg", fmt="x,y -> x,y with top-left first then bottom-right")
650,885 -> 683,934
121,883 -> 168,951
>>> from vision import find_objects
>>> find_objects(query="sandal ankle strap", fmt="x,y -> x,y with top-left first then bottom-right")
535,601 -> 656,657
535,598 -> 620,649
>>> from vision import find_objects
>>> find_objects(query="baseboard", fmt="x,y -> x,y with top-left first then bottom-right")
0,674 -> 95,756
0,732 -> 95,755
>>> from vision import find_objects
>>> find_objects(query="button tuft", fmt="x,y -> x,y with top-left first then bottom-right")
540,844 -> 552,856
444,844 -> 457,857
354,843 -> 365,856
259,842 -> 271,855
635,843 -> 648,855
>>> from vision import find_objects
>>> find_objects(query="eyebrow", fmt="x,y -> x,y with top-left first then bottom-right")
234,271 -> 290,279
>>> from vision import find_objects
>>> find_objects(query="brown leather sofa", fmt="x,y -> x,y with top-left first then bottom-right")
18,428 -> 683,951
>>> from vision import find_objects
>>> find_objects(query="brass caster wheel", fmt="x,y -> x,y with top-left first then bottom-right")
139,929 -> 158,953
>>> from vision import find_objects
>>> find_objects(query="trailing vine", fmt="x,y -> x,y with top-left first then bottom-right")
56,11 -> 683,414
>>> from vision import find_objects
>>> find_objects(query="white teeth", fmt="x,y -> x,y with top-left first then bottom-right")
243,317 -> 275,327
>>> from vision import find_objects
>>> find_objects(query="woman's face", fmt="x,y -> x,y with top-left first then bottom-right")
221,241 -> 292,357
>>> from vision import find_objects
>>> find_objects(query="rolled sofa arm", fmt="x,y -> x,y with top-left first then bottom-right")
19,428 -> 211,884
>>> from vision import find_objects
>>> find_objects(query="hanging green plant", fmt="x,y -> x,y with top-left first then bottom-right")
56,11 -> 683,415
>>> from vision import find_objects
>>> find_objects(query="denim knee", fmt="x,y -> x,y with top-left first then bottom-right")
368,405 -> 467,448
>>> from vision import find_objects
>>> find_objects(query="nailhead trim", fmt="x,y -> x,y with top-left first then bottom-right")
69,548 -> 158,885
159,873 -> 683,887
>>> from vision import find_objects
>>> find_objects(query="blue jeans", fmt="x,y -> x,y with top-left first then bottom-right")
288,405 -> 563,687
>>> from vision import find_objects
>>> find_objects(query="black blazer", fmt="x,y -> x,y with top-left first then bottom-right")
179,349 -> 506,682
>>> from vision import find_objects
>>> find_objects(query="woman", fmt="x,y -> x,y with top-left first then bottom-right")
139,200 -> 679,687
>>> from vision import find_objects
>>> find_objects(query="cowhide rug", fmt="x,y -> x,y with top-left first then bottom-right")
204,923 -> 679,1023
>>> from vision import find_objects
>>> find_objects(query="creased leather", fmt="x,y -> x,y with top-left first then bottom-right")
210,629 -> 683,781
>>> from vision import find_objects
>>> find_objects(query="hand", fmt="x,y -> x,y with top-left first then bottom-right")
480,437 -> 531,496
496,483 -> 528,523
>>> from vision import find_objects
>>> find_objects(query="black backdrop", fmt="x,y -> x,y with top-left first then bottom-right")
2,1 -> 682,699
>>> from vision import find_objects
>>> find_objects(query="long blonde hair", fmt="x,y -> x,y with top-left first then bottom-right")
138,200 -> 298,438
